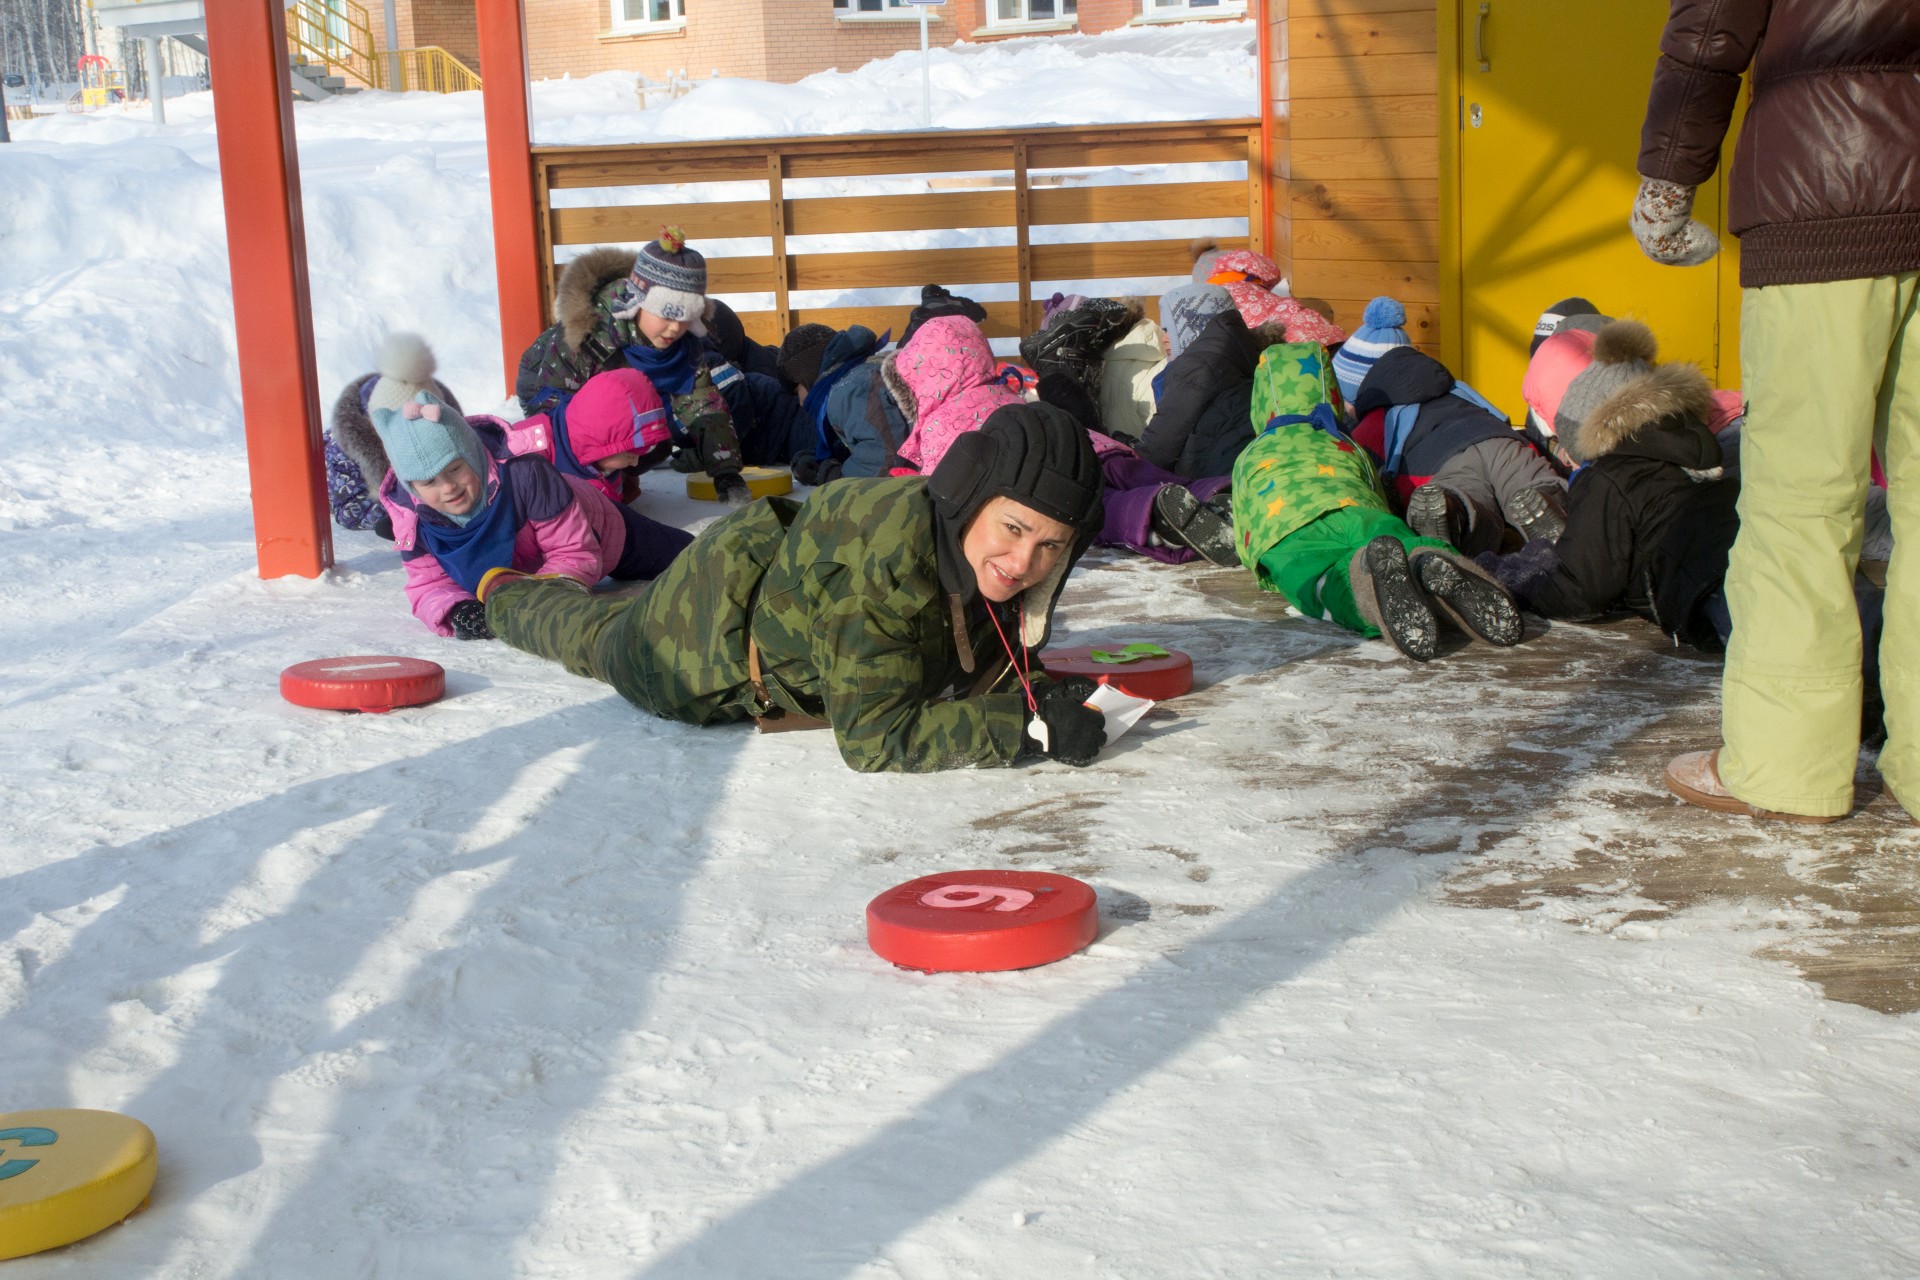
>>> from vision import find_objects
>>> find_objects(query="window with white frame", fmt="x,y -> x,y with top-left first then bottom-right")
987,0 -> 1078,26
833,0 -> 915,12
1142,0 -> 1245,15
612,0 -> 682,29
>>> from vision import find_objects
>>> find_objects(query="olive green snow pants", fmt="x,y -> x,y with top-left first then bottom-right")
1721,272 -> 1920,816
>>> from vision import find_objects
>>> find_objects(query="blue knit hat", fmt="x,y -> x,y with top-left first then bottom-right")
371,391 -> 487,486
1331,296 -> 1411,405
1159,282 -> 1235,360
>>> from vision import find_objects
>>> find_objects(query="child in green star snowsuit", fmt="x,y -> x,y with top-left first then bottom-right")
1231,342 -> 1524,660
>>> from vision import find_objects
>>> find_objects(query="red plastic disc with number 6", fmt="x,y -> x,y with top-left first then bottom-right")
867,870 -> 1098,972
280,656 -> 446,714
1041,645 -> 1193,701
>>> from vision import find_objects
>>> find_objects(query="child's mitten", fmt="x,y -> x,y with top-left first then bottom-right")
447,599 -> 495,641
1630,177 -> 1720,266
1474,538 -> 1559,604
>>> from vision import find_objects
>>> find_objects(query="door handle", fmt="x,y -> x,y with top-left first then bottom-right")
1475,2 -> 1491,72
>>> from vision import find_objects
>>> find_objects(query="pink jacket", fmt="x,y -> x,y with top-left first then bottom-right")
378,421 -> 630,634
891,316 -> 1025,473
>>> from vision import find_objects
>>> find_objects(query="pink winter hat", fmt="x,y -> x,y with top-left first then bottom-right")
1522,328 -> 1599,434
567,368 -> 671,465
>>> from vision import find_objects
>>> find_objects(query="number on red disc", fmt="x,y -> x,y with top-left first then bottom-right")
866,870 -> 1098,972
280,656 -> 445,714
1040,645 -> 1193,701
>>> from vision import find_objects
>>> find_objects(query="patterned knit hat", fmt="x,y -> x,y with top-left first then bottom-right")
777,324 -> 836,391
1330,296 -> 1411,405
371,391 -> 487,486
365,332 -> 439,416
1530,296 -> 1603,355
623,226 -> 708,331
1159,283 -> 1235,360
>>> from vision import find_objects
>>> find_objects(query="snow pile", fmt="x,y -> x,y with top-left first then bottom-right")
4,19 -> 1920,1280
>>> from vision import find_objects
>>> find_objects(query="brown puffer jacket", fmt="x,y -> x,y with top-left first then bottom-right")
1638,0 -> 1920,287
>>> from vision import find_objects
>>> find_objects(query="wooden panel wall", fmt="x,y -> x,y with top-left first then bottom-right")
1277,0 -> 1442,354
534,119 -> 1262,347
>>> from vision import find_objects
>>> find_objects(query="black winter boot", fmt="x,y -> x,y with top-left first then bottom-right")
1347,536 -> 1439,661
1405,483 -> 1470,548
1150,485 -> 1238,567
1504,485 -> 1568,544
712,472 -> 753,507
1408,546 -> 1524,646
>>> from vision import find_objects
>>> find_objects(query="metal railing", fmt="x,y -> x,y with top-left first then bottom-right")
285,0 -> 481,93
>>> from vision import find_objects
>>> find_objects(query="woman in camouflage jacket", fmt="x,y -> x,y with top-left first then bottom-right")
479,403 -> 1110,773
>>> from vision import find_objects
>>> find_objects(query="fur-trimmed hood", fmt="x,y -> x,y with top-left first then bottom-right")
1567,321 -> 1720,470
554,247 -> 638,352
329,370 -> 463,490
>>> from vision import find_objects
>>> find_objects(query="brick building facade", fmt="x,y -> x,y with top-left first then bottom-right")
394,0 -> 1245,85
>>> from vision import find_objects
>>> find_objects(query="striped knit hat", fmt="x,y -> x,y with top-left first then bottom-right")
1331,296 -> 1411,405
622,226 -> 708,331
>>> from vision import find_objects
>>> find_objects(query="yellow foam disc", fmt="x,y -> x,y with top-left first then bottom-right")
0,1109 -> 157,1260
685,466 -> 794,502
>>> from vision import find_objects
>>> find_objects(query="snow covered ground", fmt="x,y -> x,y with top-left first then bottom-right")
4,21 -> 1920,1279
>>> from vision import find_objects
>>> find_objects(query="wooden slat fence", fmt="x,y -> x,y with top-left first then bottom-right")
532,118 -> 1267,347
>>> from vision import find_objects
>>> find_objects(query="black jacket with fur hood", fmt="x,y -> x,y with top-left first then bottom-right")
1524,322 -> 1737,645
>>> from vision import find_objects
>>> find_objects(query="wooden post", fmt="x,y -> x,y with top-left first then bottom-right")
204,0 -> 331,579
476,0 -> 543,395
1013,142 -> 1032,335
768,152 -> 791,336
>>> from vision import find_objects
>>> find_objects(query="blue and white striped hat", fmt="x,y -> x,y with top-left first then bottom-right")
1331,296 -> 1411,405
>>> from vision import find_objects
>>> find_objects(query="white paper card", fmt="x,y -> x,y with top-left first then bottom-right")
1085,683 -> 1155,746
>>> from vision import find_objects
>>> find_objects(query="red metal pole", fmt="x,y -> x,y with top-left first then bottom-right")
204,0 -> 332,579
476,0 -> 544,397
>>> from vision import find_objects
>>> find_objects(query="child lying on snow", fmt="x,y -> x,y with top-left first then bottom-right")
1339,296 -> 1570,554
371,392 -> 692,639
1190,239 -> 1347,348
504,367 -> 673,506
1133,283 -> 1264,479
887,315 -> 1027,475
514,228 -> 807,506
1231,342 -> 1523,661
325,332 -> 464,539
772,285 -> 996,484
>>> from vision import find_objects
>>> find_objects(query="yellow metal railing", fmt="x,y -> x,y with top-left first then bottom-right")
286,0 -> 381,88
388,47 -> 482,93
284,0 -> 481,94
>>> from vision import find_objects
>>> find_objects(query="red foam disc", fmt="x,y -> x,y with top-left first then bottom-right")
866,870 -> 1098,973
280,656 -> 446,714
1040,645 -> 1193,701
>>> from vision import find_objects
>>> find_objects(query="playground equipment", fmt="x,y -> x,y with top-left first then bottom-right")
68,55 -> 126,111
283,0 -> 480,95
867,871 -> 1100,973
0,1109 -> 157,1261
280,656 -> 447,712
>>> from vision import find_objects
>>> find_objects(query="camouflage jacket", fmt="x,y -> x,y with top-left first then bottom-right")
488,477 -> 1035,772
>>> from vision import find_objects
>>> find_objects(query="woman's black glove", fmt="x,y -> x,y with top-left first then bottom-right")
447,599 -> 494,641
1021,675 -> 1107,766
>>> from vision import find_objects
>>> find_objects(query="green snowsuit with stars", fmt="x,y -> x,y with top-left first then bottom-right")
1230,342 -> 1447,637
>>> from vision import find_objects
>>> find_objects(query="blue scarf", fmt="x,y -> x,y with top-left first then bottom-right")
623,333 -> 701,397
1381,380 -> 1507,476
416,465 -> 520,596
545,399 -> 595,481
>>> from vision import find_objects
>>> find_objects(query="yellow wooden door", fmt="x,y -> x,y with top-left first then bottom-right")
1454,0 -> 1727,419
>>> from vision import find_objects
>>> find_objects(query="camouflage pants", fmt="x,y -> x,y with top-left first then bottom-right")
485,498 -> 799,726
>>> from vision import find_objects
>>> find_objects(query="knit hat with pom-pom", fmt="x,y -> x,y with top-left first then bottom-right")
1331,296 -> 1412,405
366,332 -> 440,416
621,226 -> 709,331
372,391 -> 488,489
1554,319 -> 1661,464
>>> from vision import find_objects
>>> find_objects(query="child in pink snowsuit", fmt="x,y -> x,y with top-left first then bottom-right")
373,393 -> 691,639
889,315 -> 1025,474
505,367 -> 673,505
